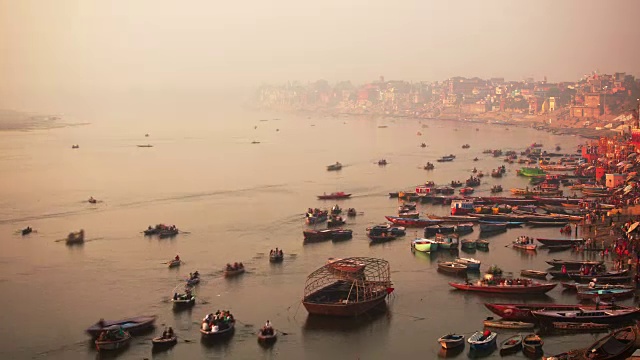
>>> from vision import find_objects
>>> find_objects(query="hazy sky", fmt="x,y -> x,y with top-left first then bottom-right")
1,0 -> 639,111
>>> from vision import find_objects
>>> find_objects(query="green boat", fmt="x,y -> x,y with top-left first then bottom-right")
434,233 -> 459,250
412,238 -> 438,252
517,167 -> 546,177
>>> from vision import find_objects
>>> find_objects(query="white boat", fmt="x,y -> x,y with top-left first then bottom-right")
412,238 -> 438,252
454,257 -> 481,270
468,331 -> 497,351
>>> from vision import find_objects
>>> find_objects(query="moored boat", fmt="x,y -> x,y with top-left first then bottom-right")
522,334 -> 543,355
520,269 -> 548,279
551,322 -> 610,331
499,334 -> 522,355
545,259 -> 603,270
454,257 -> 480,270
438,333 -> 465,349
531,307 -> 640,324
412,238 -> 438,252
581,326 -> 636,359
577,288 -> 635,301
449,279 -> 556,294
479,223 -> 507,233
475,239 -> 489,250
317,192 -> 351,200
529,221 -> 568,227
483,319 -> 534,329
86,315 -> 157,338
467,330 -> 497,351
460,239 -> 476,250
536,238 -> 585,246
438,261 -> 467,275
385,216 -> 442,227
484,303 -> 614,322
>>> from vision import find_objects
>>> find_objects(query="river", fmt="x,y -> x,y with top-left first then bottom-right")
0,102 -> 615,359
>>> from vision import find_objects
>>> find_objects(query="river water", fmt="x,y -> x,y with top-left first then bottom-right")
0,102 -> 617,359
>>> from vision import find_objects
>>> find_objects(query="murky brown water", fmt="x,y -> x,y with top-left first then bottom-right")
0,103 -> 615,359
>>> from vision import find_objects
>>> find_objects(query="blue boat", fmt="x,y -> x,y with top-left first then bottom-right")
478,220 -> 524,228
468,331 -> 497,351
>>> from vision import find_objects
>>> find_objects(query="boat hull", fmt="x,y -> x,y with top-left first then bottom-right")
302,294 -> 387,317
86,316 -> 157,338
449,282 -> 557,294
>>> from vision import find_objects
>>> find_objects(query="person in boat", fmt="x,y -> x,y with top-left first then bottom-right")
193,271 -> 199,279
173,292 -> 178,300
238,262 -> 244,269
175,255 -> 180,261
561,264 -> 567,274
589,278 -> 597,289
233,262 -> 238,270
98,318 -> 106,328
279,249 -> 283,256
226,263 -> 232,270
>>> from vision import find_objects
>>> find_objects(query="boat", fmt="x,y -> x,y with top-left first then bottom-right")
499,334 -> 523,355
257,328 -> 277,344
224,265 -> 245,277
303,229 -> 334,242
330,229 -> 353,241
437,155 -> 455,162
459,187 -> 474,195
517,167 -> 546,177
152,335 -> 177,351
462,144 -> 470,149
475,240 -> 489,250
545,259 -> 603,270
21,227 -> 33,236
377,159 -> 387,166
94,326 -> 132,351
326,258 -> 366,275
451,199 -> 474,215
86,315 -> 158,338
269,251 -> 284,263
551,322 -> 610,331
200,319 -> 236,339
484,303 -> 616,322
568,269 -> 629,283
327,162 -> 342,171
302,257 -> 394,317
577,288 -> 635,301
71,144 -> 79,149
581,326 -> 636,359
479,223 -> 507,233
483,319 -> 534,329
460,239 -> 476,250
317,192 -> 351,200
511,238 -> 537,251
531,308 -> 640,324
385,216 -> 442,227
547,244 -> 574,252
327,216 -> 346,228
536,238 -> 585,246
438,261 -> 468,275
411,238 -> 438,252
467,330 -> 497,351
88,197 -> 97,204
171,284 -> 196,308
367,224 -> 406,237
424,162 -> 435,170
158,227 -> 179,238
368,231 -> 398,243
137,144 -> 153,148
66,229 -> 84,245
520,270 -> 548,279
186,273 -> 200,286
305,211 -> 329,225
529,221 -> 568,227
168,259 -> 181,268
491,185 -> 503,193
522,334 -> 543,355
449,279 -> 557,294
434,233 -> 459,249
347,208 -> 357,217
437,333 -> 465,349
479,220 -> 524,228
454,257 -> 480,270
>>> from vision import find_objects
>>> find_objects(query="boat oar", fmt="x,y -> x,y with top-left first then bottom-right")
275,328 -> 289,335
176,334 -> 194,343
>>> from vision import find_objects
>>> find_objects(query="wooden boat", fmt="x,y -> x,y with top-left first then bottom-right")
66,229 -> 84,245
454,257 -> 480,270
187,274 -> 200,285
346,208 -> 357,217
21,227 -> 33,236
303,229 -> 334,241
438,261 -> 467,275
461,239 -> 476,250
551,322 -> 610,331
302,257 -> 393,317
72,144 -> 79,149
326,162 -> 342,171
95,327 -> 132,351
86,315 -> 157,338
529,221 -> 568,227
449,280 -> 557,294
326,258 -> 366,275
368,232 -> 398,243
152,335 -> 177,350
385,216 -> 442,227
483,319 -> 534,329
532,308 -> 640,324
569,269 -> 629,282
306,212 -> 328,225
479,223 -> 507,233
577,288 -> 635,300
269,252 -> 284,263
224,266 -> 245,277
546,244 -> 574,252
171,285 -> 196,308
437,333 -> 465,349
545,259 -> 603,270
512,241 -> 537,251
521,270 -> 548,279
367,224 -> 406,237
412,238 -> 438,252
200,320 -> 236,339
327,216 -> 346,227
467,331 -> 497,351
257,329 -> 277,343
479,220 -> 524,228
522,334 -> 543,355
434,233 -> 459,249
484,303 -> 614,322
563,283 -> 634,292
475,240 -> 489,250
168,259 -> 181,268
499,334 -> 523,355
158,228 -> 179,238
317,192 -> 351,200
330,229 -> 353,241
582,326 -> 636,359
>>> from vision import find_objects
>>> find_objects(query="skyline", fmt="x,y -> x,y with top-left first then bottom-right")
1,0 -> 640,112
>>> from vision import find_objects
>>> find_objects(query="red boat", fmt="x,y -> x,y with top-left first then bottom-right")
449,279 -> 557,295
317,192 -> 352,200
484,303 -> 615,322
385,216 -> 442,227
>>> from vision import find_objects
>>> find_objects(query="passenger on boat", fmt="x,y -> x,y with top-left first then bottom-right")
233,262 -> 238,270
279,249 -> 283,256
226,263 -> 232,270
193,271 -> 199,279
173,293 -> 178,300
98,318 -> 106,328
175,255 -> 180,261
589,278 -> 597,289
561,265 -> 567,274
239,262 -> 244,269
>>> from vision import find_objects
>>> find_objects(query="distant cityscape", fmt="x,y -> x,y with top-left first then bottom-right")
256,72 -> 640,133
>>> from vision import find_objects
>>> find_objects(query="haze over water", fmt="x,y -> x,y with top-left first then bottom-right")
0,102 -> 614,359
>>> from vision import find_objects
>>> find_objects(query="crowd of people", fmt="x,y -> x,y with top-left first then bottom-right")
226,262 -> 244,271
202,310 -> 234,332
270,248 -> 283,257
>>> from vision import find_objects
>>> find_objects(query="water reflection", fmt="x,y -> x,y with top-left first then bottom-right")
437,345 -> 464,358
302,305 -> 391,334
467,344 -> 496,358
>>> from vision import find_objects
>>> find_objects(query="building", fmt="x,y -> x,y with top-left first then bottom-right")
605,174 -> 625,189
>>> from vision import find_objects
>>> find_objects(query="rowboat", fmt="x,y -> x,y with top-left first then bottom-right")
520,270 -> 548,279
257,329 -> 277,344
551,322 -> 610,331
437,261 -> 468,275
483,319 -> 534,329
437,333 -> 465,349
434,233 -> 459,249
460,239 -> 476,250
411,238 -> 438,252
168,259 -> 181,268
224,267 -> 245,277
449,280 -> 557,294
86,315 -> 157,338
21,227 -> 33,236
467,331 -> 497,351
269,252 -> 284,263
326,162 -> 342,171
95,327 -> 132,351
317,192 -> 351,200
479,220 -> 524,228
170,285 -> 196,308
512,242 -> 537,251
66,229 -> 85,245
385,216 -> 442,227
522,334 -> 543,355
545,259 -> 603,270
484,303 -> 613,322
475,240 -> 489,250
499,334 -> 522,355
564,283 -> 634,292
479,223 -> 507,233
531,308 -> 640,324
529,221 -> 568,227
368,232 -> 398,243
454,257 -> 480,270
158,228 -> 179,238
303,229 -> 334,242
577,288 -> 635,300
151,336 -> 177,351
569,269 -> 629,282
330,229 -> 353,241
546,244 -> 574,252
200,319 -> 236,339
326,258 -> 366,274
582,326 -> 636,359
